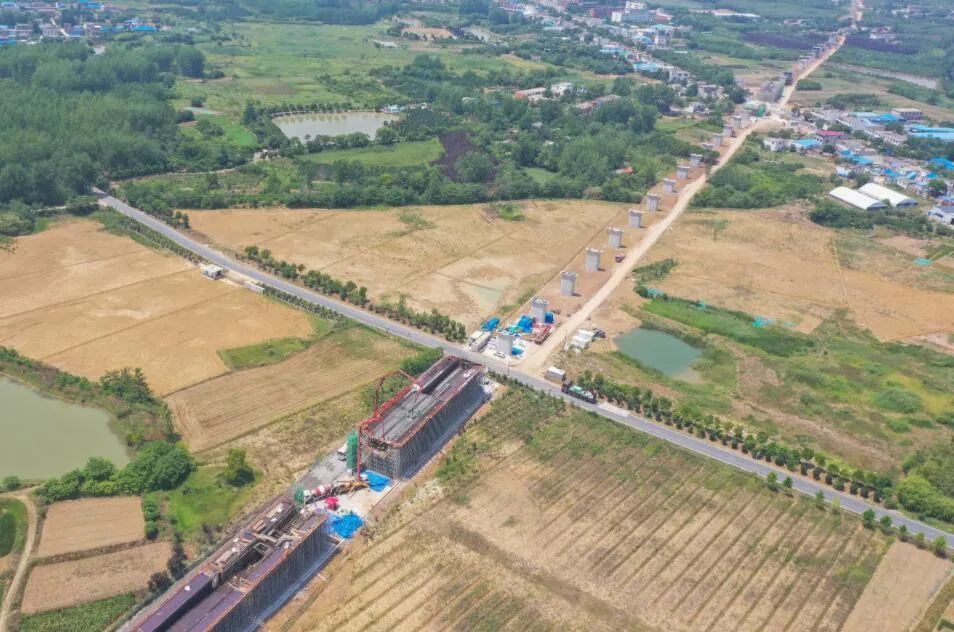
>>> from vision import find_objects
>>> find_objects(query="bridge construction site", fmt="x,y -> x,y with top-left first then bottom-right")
128,356 -> 487,632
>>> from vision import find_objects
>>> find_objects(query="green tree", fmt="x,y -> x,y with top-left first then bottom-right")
933,536 -> 948,557
222,448 -> 255,487
100,368 -> 155,405
783,476 -> 793,490
862,508 -> 876,529
815,490 -> 825,509
2,475 -> 20,491
455,151 -> 494,183
766,472 -> 778,491
879,515 -> 892,533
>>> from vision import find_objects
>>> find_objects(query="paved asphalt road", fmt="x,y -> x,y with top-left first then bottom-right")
96,190 -> 954,547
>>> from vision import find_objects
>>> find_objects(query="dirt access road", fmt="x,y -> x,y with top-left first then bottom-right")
522,20 -> 852,375
0,490 -> 37,632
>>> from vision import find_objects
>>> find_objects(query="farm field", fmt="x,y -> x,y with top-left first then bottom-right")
188,200 -> 635,328
167,327 -> 411,452
21,542 -> 170,614
273,389 -> 893,632
302,139 -> 445,168
0,219 -> 313,395
36,497 -> 144,558
841,544 -> 952,632
640,207 -> 954,341
19,593 -> 137,632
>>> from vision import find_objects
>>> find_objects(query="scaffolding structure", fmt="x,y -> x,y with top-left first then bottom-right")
359,356 -> 485,479
134,498 -> 332,632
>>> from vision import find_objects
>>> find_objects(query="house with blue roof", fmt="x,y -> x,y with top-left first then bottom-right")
929,158 -> 954,170
793,138 -> 822,152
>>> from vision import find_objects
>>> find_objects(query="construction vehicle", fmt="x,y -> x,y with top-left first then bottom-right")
615,253 -> 625,263
561,381 -> 597,404
304,478 -> 368,504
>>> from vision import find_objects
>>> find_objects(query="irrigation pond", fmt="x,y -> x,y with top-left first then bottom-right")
0,378 -> 129,479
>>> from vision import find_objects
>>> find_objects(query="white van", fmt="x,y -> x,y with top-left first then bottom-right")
336,442 -> 348,461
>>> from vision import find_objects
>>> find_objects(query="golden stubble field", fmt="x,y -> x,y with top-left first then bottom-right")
639,207 -> 954,341
36,497 -> 144,558
21,542 -> 171,614
0,220 -> 313,395
187,200 -> 634,328
269,393 -> 920,632
167,327 -> 411,451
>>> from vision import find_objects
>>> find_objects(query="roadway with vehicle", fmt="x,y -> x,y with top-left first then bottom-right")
94,186 -> 953,547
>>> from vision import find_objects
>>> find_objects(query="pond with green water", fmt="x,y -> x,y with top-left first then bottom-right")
0,378 -> 129,479
274,112 -> 399,142
615,327 -> 703,383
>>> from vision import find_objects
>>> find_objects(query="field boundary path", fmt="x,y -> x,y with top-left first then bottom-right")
89,0 -> 954,550
0,490 -> 38,632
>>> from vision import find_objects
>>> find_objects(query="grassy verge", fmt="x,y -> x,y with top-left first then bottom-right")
0,498 -> 27,557
642,295 -> 813,357
217,315 -> 335,371
162,467 -> 257,539
19,593 -> 137,632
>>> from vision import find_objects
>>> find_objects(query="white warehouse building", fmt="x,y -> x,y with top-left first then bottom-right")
828,186 -> 887,211
858,183 -> 917,208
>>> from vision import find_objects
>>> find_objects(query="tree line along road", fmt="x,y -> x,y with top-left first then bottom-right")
93,190 -> 953,549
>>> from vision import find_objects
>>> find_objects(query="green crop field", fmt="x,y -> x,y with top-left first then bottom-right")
0,498 -> 27,557
19,593 -> 137,632
304,138 -> 444,168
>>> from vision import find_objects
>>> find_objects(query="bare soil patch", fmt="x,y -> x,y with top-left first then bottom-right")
167,328 -> 409,451
0,220 -> 312,394
21,542 -> 171,614
842,543 -> 953,632
187,201 -> 627,328
404,26 -> 455,39
36,497 -> 144,558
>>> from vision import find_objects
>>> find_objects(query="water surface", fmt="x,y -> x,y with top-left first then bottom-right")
0,378 -> 129,479
615,327 -> 703,383
274,112 -> 399,141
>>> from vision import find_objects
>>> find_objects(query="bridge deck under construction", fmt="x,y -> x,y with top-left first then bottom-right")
364,356 -> 485,478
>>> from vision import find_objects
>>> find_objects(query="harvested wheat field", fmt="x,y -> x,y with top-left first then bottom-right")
644,208 -> 954,340
36,497 -> 144,558
167,327 -> 411,451
274,389 -> 891,632
21,542 -> 171,614
841,543 -> 952,632
187,201 -> 628,327
0,219 -> 312,394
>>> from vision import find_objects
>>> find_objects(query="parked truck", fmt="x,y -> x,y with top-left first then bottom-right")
561,381 -> 596,404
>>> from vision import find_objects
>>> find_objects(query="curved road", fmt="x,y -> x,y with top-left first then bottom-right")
0,491 -> 38,632
95,190 -> 953,547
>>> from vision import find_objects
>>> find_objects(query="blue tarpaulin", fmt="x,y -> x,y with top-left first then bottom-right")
362,470 -> 391,492
481,317 -> 500,331
544,312 -> 554,324
331,513 -> 363,539
517,316 -> 534,332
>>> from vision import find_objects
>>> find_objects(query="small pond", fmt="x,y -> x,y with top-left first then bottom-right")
273,111 -> 399,142
615,327 -> 703,383
0,378 -> 129,479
